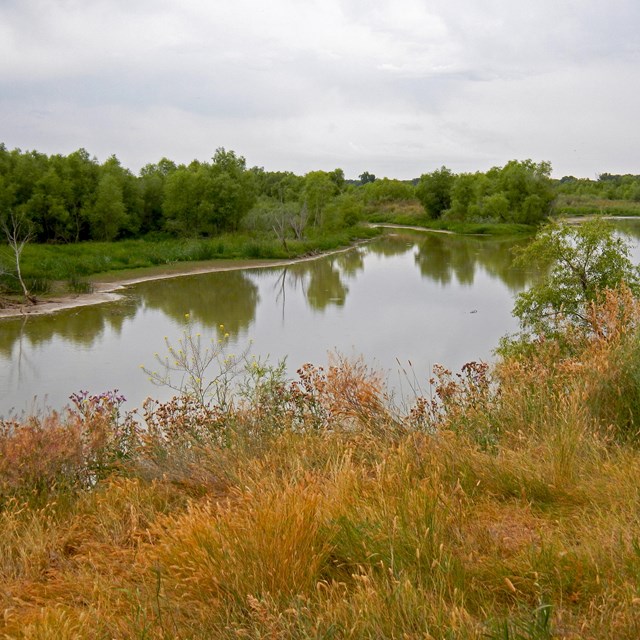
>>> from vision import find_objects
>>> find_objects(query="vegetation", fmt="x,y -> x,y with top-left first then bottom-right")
416,160 -> 555,226
509,218 -> 640,338
0,145 -> 357,245
2,143 -> 640,307
554,172 -> 640,218
0,227 -> 377,292
5,143 -> 640,635
3,281 -> 640,637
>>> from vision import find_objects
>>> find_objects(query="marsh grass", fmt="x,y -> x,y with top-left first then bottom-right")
366,201 -> 534,236
555,194 -> 640,218
3,288 -> 640,637
13,226 -> 378,285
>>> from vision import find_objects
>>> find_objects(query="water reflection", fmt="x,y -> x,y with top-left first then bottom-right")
413,233 -> 530,291
133,270 -> 259,337
3,223 -> 638,417
368,234 -> 415,258
0,301 -> 137,359
0,234 -> 532,360
612,219 -> 640,243
262,248 -> 365,315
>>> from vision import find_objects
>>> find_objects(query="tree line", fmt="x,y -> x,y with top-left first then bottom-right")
557,172 -> 640,201
0,145 -> 370,244
5,142 -> 624,246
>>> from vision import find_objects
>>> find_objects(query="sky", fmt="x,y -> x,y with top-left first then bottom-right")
1,0 -> 639,180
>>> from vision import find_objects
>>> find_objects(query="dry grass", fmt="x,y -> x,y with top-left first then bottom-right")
3,289 -> 640,638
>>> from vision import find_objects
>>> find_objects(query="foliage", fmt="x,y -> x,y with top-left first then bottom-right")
142,319 -> 252,409
413,160 -> 554,226
555,171 -> 640,202
162,149 -> 256,236
510,218 -> 640,336
5,292 -> 640,636
360,177 -> 415,204
0,390 -> 135,502
302,170 -> 340,227
415,165 -> 455,219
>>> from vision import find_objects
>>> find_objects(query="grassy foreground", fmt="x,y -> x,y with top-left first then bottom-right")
2,288 -> 640,638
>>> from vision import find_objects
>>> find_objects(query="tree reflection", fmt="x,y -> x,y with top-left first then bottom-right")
0,301 -> 136,358
305,259 -> 348,310
335,248 -> 365,278
413,233 -> 531,292
367,234 -> 415,257
134,270 -> 259,337
276,252 -> 360,312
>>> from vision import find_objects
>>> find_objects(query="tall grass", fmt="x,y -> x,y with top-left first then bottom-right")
3,288 -> 640,637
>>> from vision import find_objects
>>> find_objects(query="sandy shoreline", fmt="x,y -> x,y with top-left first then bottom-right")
0,241 -> 372,319
0,223 -> 506,319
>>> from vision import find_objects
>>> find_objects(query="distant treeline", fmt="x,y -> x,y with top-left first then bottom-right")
557,172 -> 640,201
1,143 -> 637,244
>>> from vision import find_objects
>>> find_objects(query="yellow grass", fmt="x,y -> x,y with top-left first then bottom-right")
3,288 -> 640,638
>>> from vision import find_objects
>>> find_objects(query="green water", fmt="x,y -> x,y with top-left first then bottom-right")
1,230 -> 536,417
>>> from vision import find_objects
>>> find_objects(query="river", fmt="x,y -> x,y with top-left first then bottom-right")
1,224 -> 638,418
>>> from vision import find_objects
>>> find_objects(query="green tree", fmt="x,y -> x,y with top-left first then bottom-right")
416,166 -> 455,219
328,168 -> 345,193
303,171 -> 335,227
361,178 -> 414,204
163,150 -> 255,236
512,219 -> 640,334
27,164 -> 71,241
90,172 -> 126,240
496,159 -> 554,224
65,149 -> 100,241
208,148 -> 256,232
139,159 -> 176,234
162,165 -> 207,236
359,171 -> 376,185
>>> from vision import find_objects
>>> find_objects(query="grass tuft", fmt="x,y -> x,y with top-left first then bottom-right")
3,289 -> 640,637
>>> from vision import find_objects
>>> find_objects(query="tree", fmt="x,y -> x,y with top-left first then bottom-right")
65,148 -> 99,241
139,160 -> 175,233
512,219 -> 640,335
162,166 -> 207,236
496,159 -> 554,224
303,171 -> 335,227
162,149 -> 256,236
416,166 -> 455,219
1,211 -> 36,304
359,171 -> 376,185
90,172 -> 127,240
208,151 -> 256,232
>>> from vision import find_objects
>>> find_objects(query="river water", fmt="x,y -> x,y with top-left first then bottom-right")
1,224 -> 638,418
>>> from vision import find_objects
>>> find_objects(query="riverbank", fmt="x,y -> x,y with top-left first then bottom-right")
1,223 -> 491,319
0,240 -> 372,319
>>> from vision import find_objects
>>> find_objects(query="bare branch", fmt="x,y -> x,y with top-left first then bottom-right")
1,211 -> 36,305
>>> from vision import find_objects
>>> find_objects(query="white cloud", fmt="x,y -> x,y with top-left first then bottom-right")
1,0 -> 639,177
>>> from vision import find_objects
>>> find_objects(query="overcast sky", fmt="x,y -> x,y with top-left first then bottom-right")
2,0 -> 639,179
